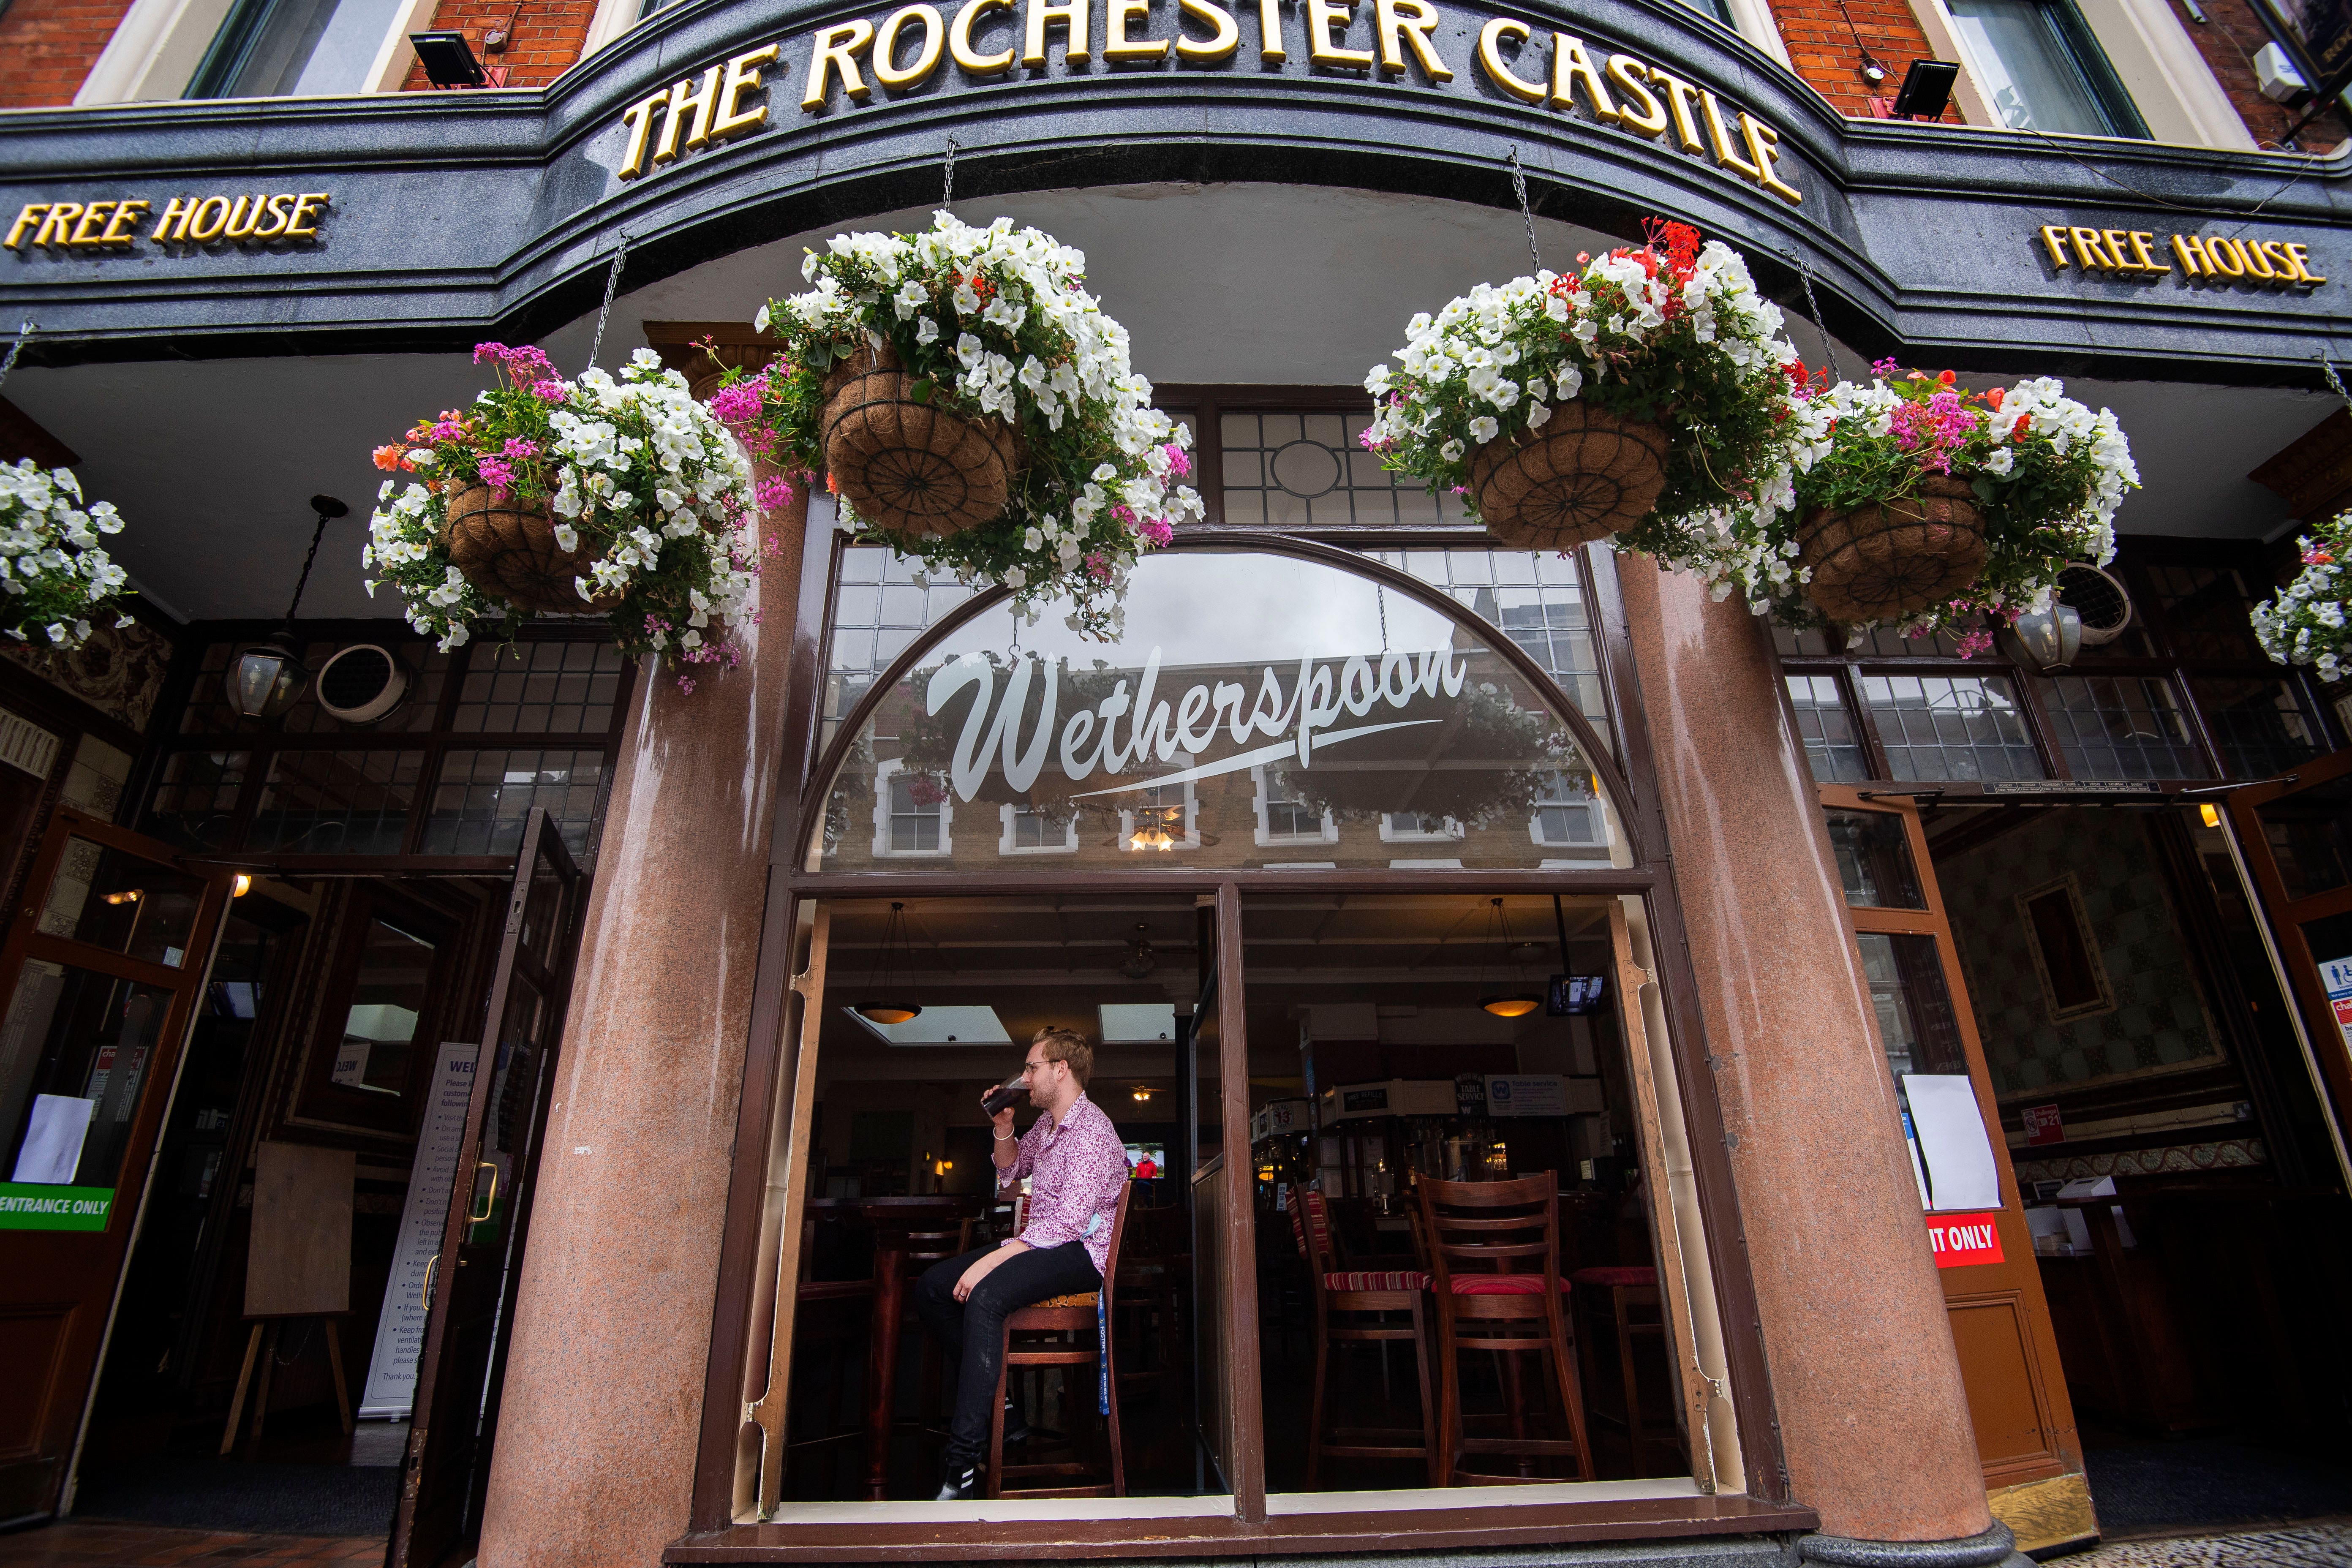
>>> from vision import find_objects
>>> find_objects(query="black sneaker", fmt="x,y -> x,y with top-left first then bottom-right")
933,1461 -> 981,1502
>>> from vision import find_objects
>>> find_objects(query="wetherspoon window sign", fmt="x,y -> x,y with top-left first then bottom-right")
615,8 -> 1805,206
811,548 -> 1626,874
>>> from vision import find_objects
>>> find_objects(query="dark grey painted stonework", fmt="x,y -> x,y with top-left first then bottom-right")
0,0 -> 2347,381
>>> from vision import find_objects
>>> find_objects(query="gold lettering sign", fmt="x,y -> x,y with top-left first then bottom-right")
2034,224 -> 2326,288
4,193 -> 332,252
623,13 -> 1802,205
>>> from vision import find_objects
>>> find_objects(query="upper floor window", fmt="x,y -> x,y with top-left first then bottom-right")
1946,0 -> 2149,137
186,0 -> 402,97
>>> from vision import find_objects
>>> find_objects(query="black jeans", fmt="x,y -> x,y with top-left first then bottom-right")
914,1241 -> 1100,1470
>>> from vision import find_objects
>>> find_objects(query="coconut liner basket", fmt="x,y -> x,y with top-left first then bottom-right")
1794,474 -> 1988,624
442,486 -> 615,614
1466,402 -> 1671,551
822,343 -> 1019,539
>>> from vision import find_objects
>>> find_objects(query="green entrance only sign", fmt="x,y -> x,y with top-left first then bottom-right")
0,1183 -> 115,1230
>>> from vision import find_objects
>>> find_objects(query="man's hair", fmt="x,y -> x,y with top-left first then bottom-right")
1032,1026 -> 1094,1089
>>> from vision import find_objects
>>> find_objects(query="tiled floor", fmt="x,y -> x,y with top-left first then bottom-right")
2061,1519 -> 2352,1565
0,1521 -> 384,1567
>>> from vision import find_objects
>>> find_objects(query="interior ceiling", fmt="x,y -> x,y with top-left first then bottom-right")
815,892 -> 1614,1089
4,183 -> 2320,624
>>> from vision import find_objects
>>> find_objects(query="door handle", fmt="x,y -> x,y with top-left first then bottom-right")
422,1253 -> 439,1309
467,1161 -> 498,1223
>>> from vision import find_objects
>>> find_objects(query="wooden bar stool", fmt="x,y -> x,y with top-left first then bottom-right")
988,1184 -> 1132,1498
1288,1186 -> 1438,1488
858,1197 -> 979,1500
1571,1265 -> 1670,1474
1418,1172 -> 1595,1486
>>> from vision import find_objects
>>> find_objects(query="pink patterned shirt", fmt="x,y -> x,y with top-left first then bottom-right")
998,1090 -> 1127,1277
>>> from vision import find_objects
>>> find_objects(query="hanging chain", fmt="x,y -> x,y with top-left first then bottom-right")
282,506 -> 331,629
943,136 -> 959,210
1507,146 -> 1542,275
0,321 -> 35,397
586,230 -> 632,372
1786,249 -> 1843,387
2322,352 -> 2352,417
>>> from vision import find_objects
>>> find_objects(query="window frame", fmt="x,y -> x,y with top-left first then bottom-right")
1944,0 -> 2152,138
136,623 -> 632,875
1768,541 -> 2331,790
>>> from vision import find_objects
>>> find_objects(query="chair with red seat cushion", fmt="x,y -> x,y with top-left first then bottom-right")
1570,1264 -> 1670,1474
1418,1173 -> 1595,1486
1288,1187 -> 1438,1488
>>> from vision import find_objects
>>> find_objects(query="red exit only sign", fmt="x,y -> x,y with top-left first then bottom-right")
1928,1213 -> 2005,1268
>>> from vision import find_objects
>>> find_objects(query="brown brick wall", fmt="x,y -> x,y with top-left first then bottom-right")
1770,0 -> 1954,117
0,0 -> 133,109
2157,0 -> 2345,147
397,0 -> 598,90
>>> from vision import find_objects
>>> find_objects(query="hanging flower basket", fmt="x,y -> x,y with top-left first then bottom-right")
1674,366 -> 2139,643
441,485 -> 615,613
0,460 -> 133,650
1792,474 -> 1987,624
2254,512 -> 2352,682
723,212 -> 1200,639
819,343 -> 1018,540
1465,403 -> 1671,551
366,343 -> 766,692
1362,220 -> 1805,555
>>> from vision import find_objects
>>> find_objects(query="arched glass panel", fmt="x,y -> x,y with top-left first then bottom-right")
809,548 -> 1629,873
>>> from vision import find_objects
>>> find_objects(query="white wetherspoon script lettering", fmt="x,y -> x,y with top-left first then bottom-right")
924,643 -> 1472,802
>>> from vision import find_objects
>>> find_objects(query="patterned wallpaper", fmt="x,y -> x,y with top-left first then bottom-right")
0,614 -> 174,733
1938,808 -> 2221,1098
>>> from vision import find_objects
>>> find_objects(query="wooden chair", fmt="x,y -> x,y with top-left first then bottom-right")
1288,1186 -> 1437,1488
1417,1172 -> 1595,1486
858,1196 -> 981,1500
1571,1265 -> 1671,1474
987,1183 -> 1133,1498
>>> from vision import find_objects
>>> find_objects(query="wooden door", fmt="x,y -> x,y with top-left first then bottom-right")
1815,787 -> 2093,1554
0,806 -> 235,1522
387,809 -> 583,1568
2224,751 -> 2352,1184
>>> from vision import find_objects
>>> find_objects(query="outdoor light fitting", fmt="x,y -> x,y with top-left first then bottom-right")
1890,59 -> 1960,119
226,494 -> 345,722
2006,604 -> 2084,673
410,32 -> 489,88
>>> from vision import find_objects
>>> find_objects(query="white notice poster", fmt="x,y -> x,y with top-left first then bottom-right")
11,1094 -> 94,1184
1901,1073 -> 2002,1213
360,1041 -> 478,1418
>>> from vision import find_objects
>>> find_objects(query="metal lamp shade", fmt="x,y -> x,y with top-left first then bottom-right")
2008,604 -> 2084,673
226,635 -> 311,720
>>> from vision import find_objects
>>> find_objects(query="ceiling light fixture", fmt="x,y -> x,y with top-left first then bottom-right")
1131,1086 -> 1153,1103
1120,924 -> 1157,979
227,494 -> 345,722
1478,897 -> 1544,1019
852,901 -> 923,1025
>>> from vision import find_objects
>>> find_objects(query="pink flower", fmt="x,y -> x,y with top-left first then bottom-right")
1085,550 -> 1114,582
476,456 -> 514,495
676,675 -> 696,696
473,342 -> 509,364
1138,517 -> 1172,547
755,474 -> 798,511
1162,441 -> 1191,479
531,380 -> 569,403
707,376 -> 768,425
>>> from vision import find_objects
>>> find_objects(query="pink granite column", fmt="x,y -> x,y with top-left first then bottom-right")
475,488 -> 806,1568
1617,556 -> 1996,1549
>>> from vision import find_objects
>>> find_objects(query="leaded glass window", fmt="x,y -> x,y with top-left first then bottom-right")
1859,674 -> 2044,782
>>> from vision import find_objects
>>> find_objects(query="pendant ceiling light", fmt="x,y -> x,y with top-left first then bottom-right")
226,494 -> 346,722
1478,896 -> 1544,1018
1119,924 -> 1157,980
853,901 -> 923,1024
